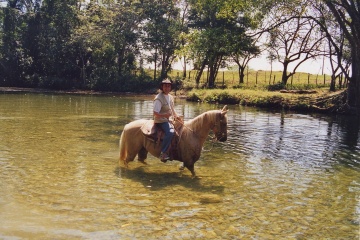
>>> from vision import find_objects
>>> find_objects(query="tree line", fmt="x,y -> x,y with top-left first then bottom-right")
1,0 -> 360,113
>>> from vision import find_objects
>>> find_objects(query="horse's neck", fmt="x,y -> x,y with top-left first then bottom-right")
186,112 -> 215,142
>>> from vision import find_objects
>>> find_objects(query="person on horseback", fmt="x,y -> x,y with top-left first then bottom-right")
153,78 -> 179,162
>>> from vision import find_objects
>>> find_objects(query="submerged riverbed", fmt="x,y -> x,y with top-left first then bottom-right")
0,92 -> 359,239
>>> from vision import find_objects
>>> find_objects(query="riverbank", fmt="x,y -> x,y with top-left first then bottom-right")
0,87 -> 348,114
185,88 -> 348,114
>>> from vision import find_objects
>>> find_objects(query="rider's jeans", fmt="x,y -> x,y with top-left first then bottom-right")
156,122 -> 174,154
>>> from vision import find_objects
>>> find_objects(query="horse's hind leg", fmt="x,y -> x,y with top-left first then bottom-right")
137,147 -> 148,164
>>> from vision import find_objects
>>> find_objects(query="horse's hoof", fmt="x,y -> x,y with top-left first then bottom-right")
179,166 -> 185,171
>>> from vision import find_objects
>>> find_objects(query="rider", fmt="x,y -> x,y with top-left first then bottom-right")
153,78 -> 179,162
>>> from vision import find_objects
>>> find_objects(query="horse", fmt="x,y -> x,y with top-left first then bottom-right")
119,105 -> 228,177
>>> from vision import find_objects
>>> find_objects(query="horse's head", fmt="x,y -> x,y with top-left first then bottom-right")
213,105 -> 228,142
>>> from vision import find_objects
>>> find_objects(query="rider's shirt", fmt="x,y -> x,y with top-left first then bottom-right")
153,92 -> 174,123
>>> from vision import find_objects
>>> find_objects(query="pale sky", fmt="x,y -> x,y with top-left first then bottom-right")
248,55 -> 332,75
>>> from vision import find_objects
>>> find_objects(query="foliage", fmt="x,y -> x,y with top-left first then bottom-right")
311,0 -> 360,110
142,0 -> 183,81
186,0 -> 261,88
0,0 -> 358,115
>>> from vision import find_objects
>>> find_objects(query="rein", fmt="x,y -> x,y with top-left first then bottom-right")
172,113 -> 223,152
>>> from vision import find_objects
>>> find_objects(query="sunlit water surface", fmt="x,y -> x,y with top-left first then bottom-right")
0,92 -> 359,239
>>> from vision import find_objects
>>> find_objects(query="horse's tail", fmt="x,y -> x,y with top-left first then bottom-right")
119,127 -> 127,165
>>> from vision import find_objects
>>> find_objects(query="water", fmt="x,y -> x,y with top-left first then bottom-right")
0,92 -> 359,239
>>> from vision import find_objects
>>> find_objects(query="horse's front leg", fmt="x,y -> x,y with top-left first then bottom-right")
120,158 -> 129,168
181,162 -> 196,178
188,165 -> 196,178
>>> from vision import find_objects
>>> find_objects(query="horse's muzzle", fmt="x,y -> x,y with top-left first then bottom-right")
217,134 -> 227,142
219,137 -> 227,142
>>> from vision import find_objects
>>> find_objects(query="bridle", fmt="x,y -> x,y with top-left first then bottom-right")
212,112 -> 227,142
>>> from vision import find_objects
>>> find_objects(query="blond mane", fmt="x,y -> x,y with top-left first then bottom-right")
185,110 -> 219,132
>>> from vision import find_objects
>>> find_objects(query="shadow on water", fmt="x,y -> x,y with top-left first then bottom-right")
114,166 -> 225,194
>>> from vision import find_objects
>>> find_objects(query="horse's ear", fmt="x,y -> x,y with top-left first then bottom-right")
221,105 -> 228,115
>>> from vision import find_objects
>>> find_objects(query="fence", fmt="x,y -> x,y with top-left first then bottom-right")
172,70 -> 345,89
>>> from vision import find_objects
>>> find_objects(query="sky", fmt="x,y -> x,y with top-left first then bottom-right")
248,55 -> 332,75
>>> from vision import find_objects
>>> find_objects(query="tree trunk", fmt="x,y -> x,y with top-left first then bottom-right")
281,61 -> 289,85
238,66 -> 245,84
182,56 -> 187,79
195,59 -> 207,88
347,49 -> 360,113
153,47 -> 157,81
208,65 -> 216,88
330,75 -> 336,91
117,46 -> 125,80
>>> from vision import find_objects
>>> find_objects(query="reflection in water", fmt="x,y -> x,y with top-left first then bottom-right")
0,93 -> 359,239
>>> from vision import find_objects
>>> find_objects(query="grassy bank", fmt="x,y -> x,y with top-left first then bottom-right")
165,69 -> 347,114
184,88 -> 347,114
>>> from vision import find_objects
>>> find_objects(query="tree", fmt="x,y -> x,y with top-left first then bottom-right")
187,0 -> 258,88
307,0 -> 360,113
142,0 -> 182,81
265,5 -> 326,86
1,0 -> 24,86
0,4 -> 5,83
323,0 -> 360,111
231,35 -> 261,84
21,0 -> 79,88
111,3 -> 142,82
174,0 -> 190,79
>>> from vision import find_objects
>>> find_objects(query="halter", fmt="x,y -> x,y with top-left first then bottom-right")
171,109 -> 228,153
173,110 -> 227,141
211,112 -> 227,141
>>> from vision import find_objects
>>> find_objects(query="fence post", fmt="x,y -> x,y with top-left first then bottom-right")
308,73 -> 310,85
256,71 -> 258,85
246,66 -> 249,85
323,74 -> 325,85
291,75 -> 293,86
265,71 -> 267,84
222,71 -> 225,87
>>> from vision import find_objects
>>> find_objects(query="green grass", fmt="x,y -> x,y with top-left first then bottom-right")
166,69 -> 333,90
184,87 -> 344,112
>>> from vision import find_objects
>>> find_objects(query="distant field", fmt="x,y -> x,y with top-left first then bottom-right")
165,69 -> 339,90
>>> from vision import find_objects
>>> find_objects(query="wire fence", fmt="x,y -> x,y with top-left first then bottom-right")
171,70 -> 347,89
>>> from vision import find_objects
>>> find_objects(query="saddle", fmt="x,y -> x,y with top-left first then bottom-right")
140,119 -> 183,159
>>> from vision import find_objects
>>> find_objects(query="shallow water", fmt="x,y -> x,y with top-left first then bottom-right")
0,92 -> 359,239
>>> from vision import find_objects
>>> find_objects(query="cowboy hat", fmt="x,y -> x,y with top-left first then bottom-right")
159,78 -> 173,90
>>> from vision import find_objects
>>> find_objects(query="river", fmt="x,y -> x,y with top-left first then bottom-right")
0,92 -> 359,239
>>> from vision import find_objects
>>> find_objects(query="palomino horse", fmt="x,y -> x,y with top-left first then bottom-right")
119,105 -> 228,177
